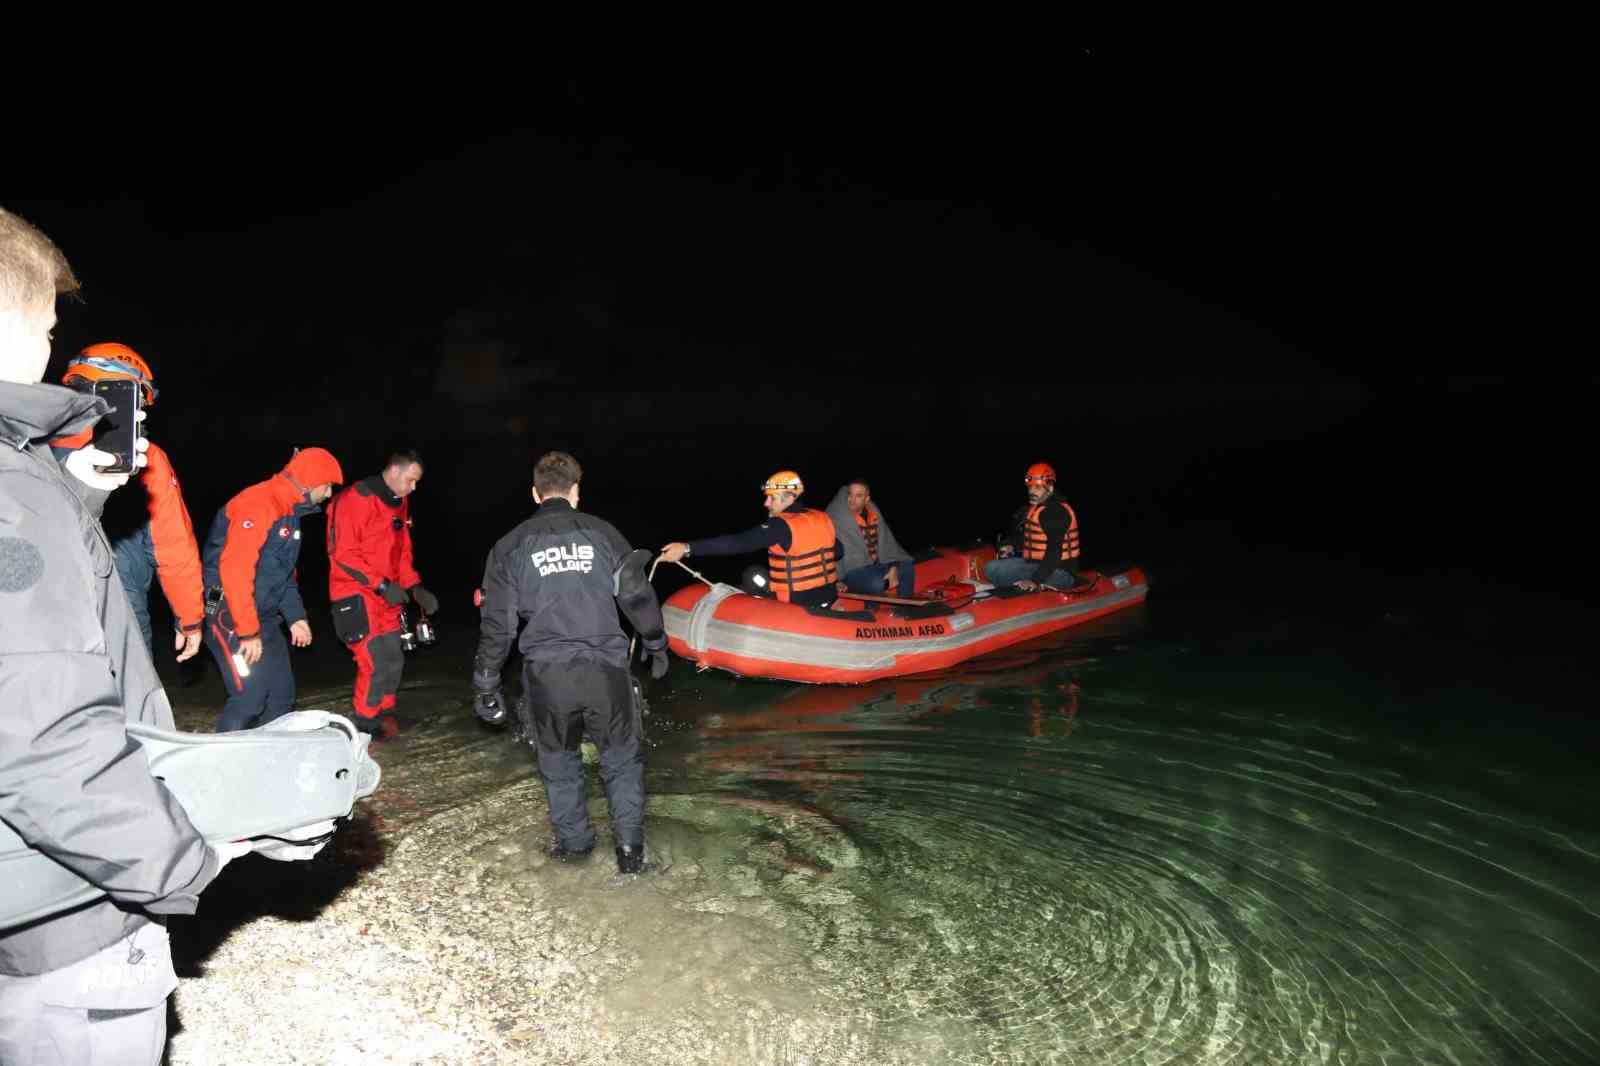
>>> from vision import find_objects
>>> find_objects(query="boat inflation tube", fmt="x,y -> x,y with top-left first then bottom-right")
1,710 -> 382,930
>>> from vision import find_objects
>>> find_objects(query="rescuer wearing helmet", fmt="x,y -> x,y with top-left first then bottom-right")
53,342 -> 207,663
201,447 -> 344,731
472,451 -> 668,874
987,462 -> 1081,591
326,449 -> 437,739
658,469 -> 844,609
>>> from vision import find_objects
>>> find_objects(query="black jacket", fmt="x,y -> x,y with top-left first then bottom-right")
686,503 -> 843,608
474,498 -> 637,679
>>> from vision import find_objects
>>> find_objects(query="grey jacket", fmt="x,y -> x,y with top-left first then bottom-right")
0,382 -> 219,977
825,485 -> 911,577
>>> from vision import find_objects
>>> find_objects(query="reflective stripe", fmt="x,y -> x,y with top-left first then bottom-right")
1023,499 -> 1080,562
857,509 -> 880,562
664,580 -> 1147,671
767,510 -> 839,600
685,583 -> 742,653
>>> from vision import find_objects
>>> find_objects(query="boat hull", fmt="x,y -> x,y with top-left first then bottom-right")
663,547 -> 1147,683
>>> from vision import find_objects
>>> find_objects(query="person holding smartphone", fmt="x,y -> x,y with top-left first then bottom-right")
200,447 -> 343,732
52,343 -> 207,663
0,206 -> 250,1065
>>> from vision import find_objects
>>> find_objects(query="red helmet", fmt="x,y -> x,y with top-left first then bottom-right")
1024,462 -> 1056,486
63,342 -> 159,406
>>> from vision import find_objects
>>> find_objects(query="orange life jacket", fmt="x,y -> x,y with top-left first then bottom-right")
856,507 -> 880,563
768,508 -> 839,601
1023,498 -> 1080,563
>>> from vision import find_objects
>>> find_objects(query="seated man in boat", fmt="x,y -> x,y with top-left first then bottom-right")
658,469 -> 843,608
826,477 -> 917,600
986,462 -> 1081,591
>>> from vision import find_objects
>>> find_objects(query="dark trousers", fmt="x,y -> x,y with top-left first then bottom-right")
111,524 -> 158,655
843,558 -> 918,598
205,609 -> 296,731
522,659 -> 644,851
348,630 -> 405,720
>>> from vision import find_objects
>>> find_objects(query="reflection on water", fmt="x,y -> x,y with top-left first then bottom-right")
351,600 -> 1597,1063
636,607 -> 1599,1064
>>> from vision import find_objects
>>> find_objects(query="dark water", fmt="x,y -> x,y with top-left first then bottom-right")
626,575 -> 1599,1063
168,553 -> 1598,1064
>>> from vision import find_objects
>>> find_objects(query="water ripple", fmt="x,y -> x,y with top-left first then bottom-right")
668,644 -> 1600,1064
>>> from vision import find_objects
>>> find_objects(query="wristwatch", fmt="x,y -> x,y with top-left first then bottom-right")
683,544 -> 692,558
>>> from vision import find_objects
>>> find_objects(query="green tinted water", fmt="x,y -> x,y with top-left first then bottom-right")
266,584 -> 1597,1064
632,598 -> 1598,1064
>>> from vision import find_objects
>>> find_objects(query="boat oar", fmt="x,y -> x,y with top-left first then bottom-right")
839,591 -> 949,607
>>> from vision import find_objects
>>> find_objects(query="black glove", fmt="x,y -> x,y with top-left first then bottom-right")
379,581 -> 410,606
474,691 -> 507,727
640,636 -> 669,680
408,584 -> 439,615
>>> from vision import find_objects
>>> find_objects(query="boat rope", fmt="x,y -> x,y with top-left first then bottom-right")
630,556 -> 716,659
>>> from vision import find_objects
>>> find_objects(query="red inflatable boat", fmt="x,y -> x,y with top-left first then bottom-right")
662,546 -> 1148,683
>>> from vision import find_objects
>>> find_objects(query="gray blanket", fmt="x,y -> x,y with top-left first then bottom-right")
826,485 -> 911,576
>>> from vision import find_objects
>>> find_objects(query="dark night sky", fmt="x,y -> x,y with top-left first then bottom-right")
9,52 -> 1589,637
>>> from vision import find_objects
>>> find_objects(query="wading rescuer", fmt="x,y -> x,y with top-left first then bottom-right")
0,205 -> 256,1063
987,462 -> 1081,591
658,469 -> 843,608
201,447 -> 343,732
471,451 -> 668,874
51,343 -> 206,664
326,449 -> 437,738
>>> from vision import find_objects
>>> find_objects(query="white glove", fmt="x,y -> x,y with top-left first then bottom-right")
63,414 -> 150,491
210,838 -> 254,876
253,819 -> 337,862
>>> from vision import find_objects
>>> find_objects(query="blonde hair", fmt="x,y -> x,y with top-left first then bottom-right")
0,206 -> 78,316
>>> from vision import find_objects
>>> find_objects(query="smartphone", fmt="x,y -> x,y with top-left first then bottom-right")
91,379 -> 143,474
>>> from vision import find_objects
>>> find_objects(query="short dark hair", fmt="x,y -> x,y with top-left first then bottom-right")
847,477 -> 871,493
534,451 -> 582,496
385,448 -> 423,471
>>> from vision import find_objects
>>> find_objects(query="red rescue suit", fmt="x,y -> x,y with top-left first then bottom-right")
326,475 -> 422,720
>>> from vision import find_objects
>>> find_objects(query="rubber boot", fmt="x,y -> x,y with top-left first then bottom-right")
615,843 -> 645,874
354,713 -> 400,740
549,842 -> 594,865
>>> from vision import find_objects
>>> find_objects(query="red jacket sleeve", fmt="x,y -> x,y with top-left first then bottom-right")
218,489 -> 274,638
139,443 -> 205,631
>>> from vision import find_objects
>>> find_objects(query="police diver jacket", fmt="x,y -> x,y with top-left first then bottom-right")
474,497 -> 659,679
0,382 -> 221,976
